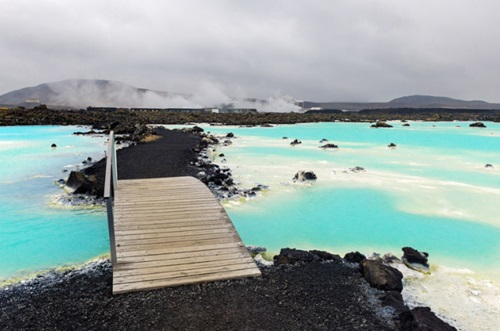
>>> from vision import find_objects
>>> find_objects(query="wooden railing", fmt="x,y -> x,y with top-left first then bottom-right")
104,131 -> 118,265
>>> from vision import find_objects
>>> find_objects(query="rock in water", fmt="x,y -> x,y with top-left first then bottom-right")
360,259 -> 403,292
293,171 -> 317,182
402,247 -> 430,274
290,139 -> 302,146
399,307 -> 457,331
320,143 -> 338,149
51,143 -> 57,148
388,143 -> 397,148
469,122 -> 486,128
371,121 -> 393,128
349,166 -> 365,173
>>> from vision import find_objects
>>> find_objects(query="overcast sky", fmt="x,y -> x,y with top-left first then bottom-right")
2,0 -> 500,102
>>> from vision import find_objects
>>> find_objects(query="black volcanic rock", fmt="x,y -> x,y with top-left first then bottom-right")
320,143 -> 338,149
402,247 -> 429,266
293,170 -> 317,181
400,307 -> 457,331
273,248 -> 319,265
344,251 -> 366,263
309,250 -> 342,262
360,259 -> 403,293
469,121 -> 486,128
371,121 -> 393,128
377,291 -> 408,315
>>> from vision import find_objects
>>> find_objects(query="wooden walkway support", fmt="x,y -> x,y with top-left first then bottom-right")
104,132 -> 261,294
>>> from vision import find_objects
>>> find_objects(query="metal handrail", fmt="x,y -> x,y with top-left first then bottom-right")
104,131 -> 118,265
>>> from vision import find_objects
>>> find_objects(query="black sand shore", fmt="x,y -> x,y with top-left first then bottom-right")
1,127 -> 406,330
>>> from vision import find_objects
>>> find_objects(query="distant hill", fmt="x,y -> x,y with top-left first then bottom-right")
0,79 -> 189,109
2,80 -> 500,112
305,95 -> 500,111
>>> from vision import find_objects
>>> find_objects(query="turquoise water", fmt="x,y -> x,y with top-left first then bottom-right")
3,123 -> 499,278
0,126 -> 109,280
197,121 -> 500,275
2,123 -> 498,329
197,121 -> 500,329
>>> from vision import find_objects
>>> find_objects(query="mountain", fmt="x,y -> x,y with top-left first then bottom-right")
2,80 -> 500,111
0,79 -> 189,109
306,95 -> 500,111
387,95 -> 493,108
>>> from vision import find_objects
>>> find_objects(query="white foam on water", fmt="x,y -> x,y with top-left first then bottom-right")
0,140 -> 30,150
208,127 -> 500,330
396,263 -> 500,331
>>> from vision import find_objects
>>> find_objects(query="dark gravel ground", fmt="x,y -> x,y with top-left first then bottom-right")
115,127 -> 201,180
0,260 -> 395,331
0,127 -> 396,331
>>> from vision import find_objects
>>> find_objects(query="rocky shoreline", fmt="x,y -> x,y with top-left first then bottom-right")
0,247 -> 456,331
1,125 -> 457,330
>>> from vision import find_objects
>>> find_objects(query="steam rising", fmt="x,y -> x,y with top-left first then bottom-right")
44,79 -> 301,112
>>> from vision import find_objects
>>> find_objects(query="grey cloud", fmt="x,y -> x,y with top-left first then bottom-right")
2,0 -> 500,103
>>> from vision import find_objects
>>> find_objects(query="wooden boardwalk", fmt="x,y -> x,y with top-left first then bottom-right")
111,176 -> 261,294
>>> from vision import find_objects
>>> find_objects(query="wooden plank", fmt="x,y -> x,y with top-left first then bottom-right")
116,246 -> 248,264
114,213 -> 229,223
113,261 -> 258,284
113,256 -> 256,278
114,205 -> 224,214
113,252 -> 252,275
116,197 -> 216,204
116,237 -> 240,254
116,227 -> 233,239
115,223 -> 232,234
113,268 -> 261,294
116,241 -> 244,258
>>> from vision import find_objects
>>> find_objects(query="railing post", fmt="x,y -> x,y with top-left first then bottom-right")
112,132 -> 118,190
104,131 -> 117,266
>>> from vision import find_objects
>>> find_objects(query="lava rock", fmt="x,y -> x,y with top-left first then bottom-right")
399,306 -> 457,331
320,143 -> 338,149
402,247 -> 430,273
377,290 -> 408,315
51,143 -> 57,148
360,259 -> 403,292
388,143 -> 397,148
349,166 -> 366,173
290,139 -> 302,146
274,248 -> 320,265
246,245 -> 267,254
469,122 -> 486,128
226,132 -> 234,138
293,170 -> 317,181
344,251 -> 366,264
309,250 -> 342,262
65,171 -> 96,195
371,121 -> 393,128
